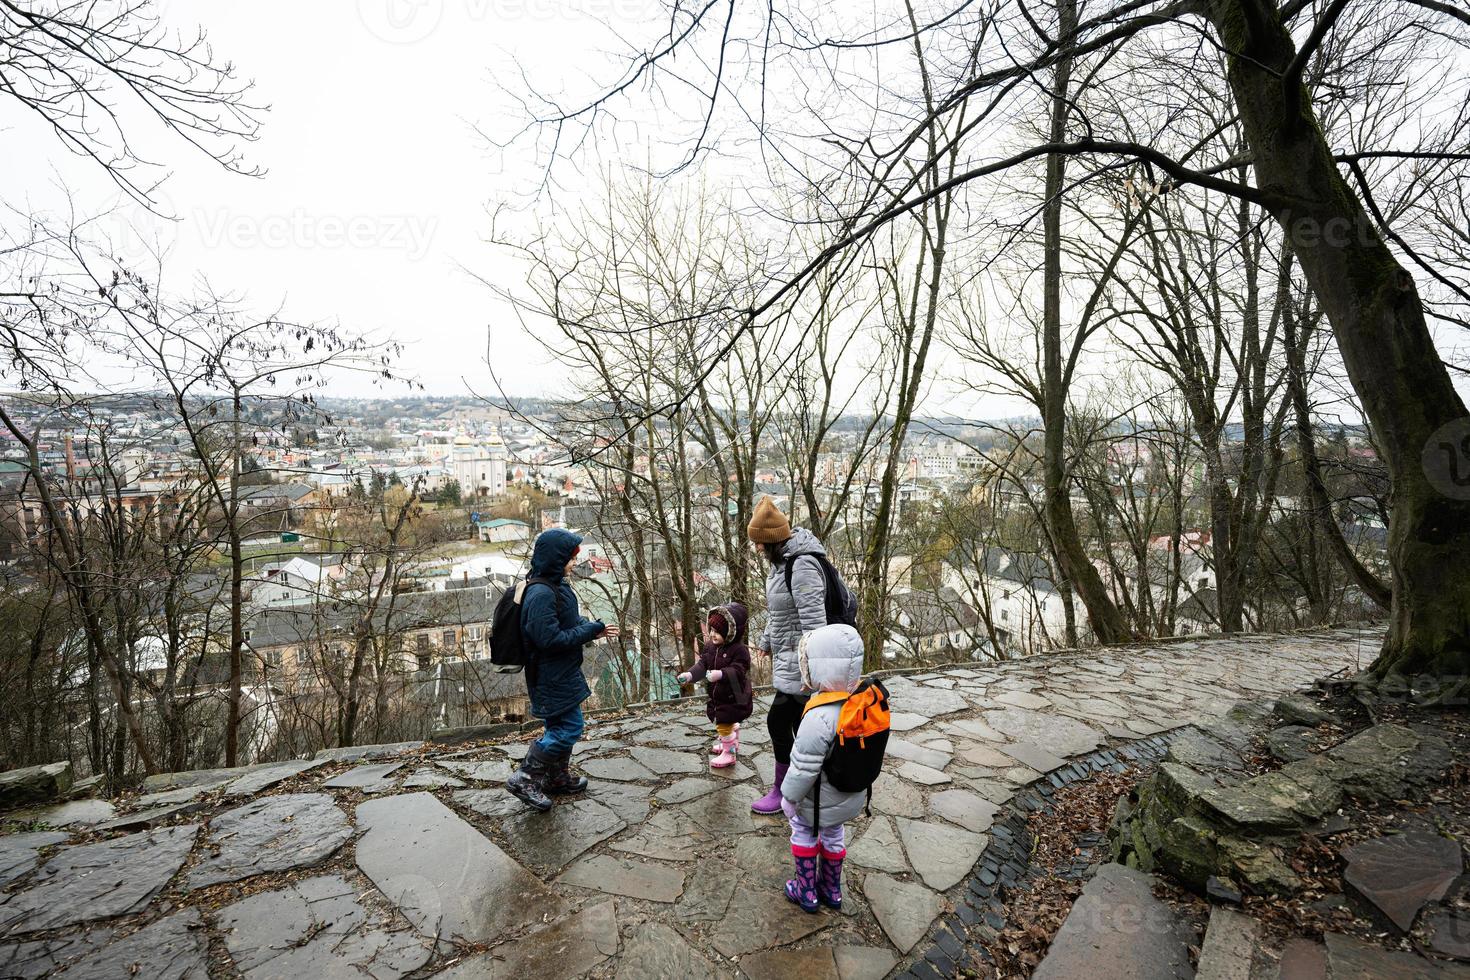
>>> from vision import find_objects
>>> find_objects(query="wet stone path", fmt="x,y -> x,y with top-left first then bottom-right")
0,626 -> 1380,978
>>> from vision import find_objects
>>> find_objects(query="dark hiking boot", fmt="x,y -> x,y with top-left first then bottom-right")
506,744 -> 554,812
543,748 -> 588,795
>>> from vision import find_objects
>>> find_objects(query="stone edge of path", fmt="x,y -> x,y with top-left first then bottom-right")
580,621 -> 1381,725
890,731 -> 1184,980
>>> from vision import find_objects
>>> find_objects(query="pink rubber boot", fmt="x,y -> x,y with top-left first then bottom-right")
710,723 -> 740,754
711,734 -> 738,769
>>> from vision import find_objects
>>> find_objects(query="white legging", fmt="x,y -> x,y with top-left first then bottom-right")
789,811 -> 846,853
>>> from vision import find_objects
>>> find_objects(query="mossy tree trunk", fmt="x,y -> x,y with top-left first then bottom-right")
1206,0 -> 1470,678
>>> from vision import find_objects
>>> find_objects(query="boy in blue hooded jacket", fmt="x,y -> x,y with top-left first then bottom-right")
506,528 -> 620,811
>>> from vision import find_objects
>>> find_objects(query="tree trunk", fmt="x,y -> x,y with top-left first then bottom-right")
1207,0 -> 1470,677
225,390 -> 245,766
1282,284 -> 1393,611
1042,0 -> 1132,645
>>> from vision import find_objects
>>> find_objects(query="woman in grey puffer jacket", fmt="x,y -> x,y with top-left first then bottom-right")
746,496 -> 831,815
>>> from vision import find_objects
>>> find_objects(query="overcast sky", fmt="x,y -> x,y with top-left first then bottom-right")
8,2 -> 1453,424
4,0 -> 693,402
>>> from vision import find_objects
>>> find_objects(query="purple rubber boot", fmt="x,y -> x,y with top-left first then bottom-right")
817,846 -> 845,910
785,844 -> 820,913
752,762 -> 788,814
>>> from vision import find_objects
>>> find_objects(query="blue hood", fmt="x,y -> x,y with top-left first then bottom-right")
530,528 -> 583,578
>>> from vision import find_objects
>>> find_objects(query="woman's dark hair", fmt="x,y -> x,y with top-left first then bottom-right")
762,542 -> 787,566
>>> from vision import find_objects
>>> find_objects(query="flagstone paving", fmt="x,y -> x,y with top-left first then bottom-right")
0,625 -> 1379,977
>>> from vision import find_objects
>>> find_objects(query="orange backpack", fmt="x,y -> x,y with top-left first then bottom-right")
802,678 -> 891,826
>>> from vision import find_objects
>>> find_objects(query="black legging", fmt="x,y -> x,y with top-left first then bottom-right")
768,690 -> 811,766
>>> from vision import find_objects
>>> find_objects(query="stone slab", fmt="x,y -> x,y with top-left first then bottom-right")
437,759 -> 515,783
998,741 -> 1067,774
584,781 -> 652,825
1343,825 -> 1463,932
958,744 -> 1016,769
404,768 -> 464,789
708,887 -> 831,957
896,761 -> 951,786
676,785 -> 769,834
1275,939 -> 1327,980
499,798 -> 626,872
869,776 -> 927,818
51,908 -> 206,980
995,690 -> 1052,710
848,815 -> 910,874
675,860 -> 739,923
1323,931 -> 1454,979
861,873 -> 942,954
0,824 -> 199,935
733,835 -> 798,886
0,831 -> 68,888
217,873 -> 433,979
656,777 -> 725,805
436,902 -> 619,978
741,947 -> 841,980
983,708 -> 1105,757
581,756 -> 657,782
0,762 -> 73,810
454,787 -> 533,819
1196,907 -> 1259,980
7,800 -> 114,829
0,930 -> 109,979
224,758 -> 328,797
629,746 -> 705,775
611,808 -> 701,863
835,946 -> 900,980
896,817 -> 987,891
354,792 -> 566,944
313,740 -> 423,762
885,737 -> 953,770
558,853 -> 686,902
187,793 -> 351,889
928,789 -> 1000,834
615,922 -> 729,979
1422,908 -> 1470,961
321,761 -> 404,791
93,801 -> 202,833
1033,864 -> 1194,980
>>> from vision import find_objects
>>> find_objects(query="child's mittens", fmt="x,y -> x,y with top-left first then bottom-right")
781,796 -> 798,820
677,672 -> 692,684
707,669 -> 723,682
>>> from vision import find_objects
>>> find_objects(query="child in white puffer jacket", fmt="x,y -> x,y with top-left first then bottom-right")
779,623 -> 875,913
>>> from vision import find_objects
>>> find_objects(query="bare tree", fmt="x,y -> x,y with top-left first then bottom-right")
517,0 -> 1470,682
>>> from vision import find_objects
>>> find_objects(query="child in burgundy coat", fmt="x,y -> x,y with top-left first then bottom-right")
678,603 -> 755,769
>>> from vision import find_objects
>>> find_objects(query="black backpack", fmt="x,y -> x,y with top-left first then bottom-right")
489,576 -> 558,673
809,678 -> 891,829
783,552 -> 859,628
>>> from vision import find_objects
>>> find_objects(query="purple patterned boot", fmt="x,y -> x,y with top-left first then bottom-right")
752,762 -> 789,814
817,846 -> 845,910
785,844 -> 820,913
